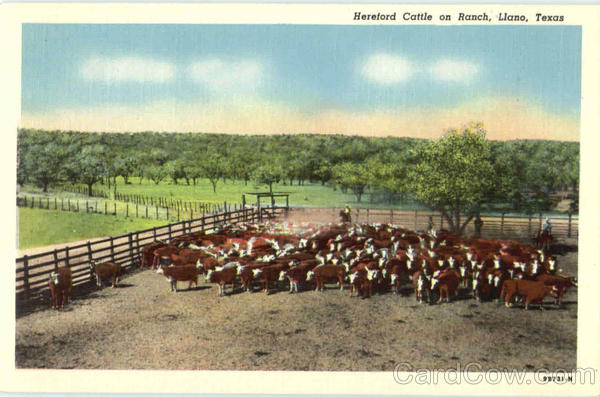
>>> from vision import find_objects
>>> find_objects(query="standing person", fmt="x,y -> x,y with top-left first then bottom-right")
542,217 -> 552,233
474,214 -> 483,237
340,204 -> 352,224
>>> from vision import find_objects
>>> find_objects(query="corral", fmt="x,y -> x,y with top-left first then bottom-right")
15,209 -> 578,371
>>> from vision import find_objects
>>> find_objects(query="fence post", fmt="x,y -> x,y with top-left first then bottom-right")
126,203 -> 129,218
156,205 -> 159,219
68,199 -> 71,211
47,198 -> 50,209
168,224 -> 172,240
109,236 -> 115,262
65,246 -> 70,268
114,203 -> 117,216
528,214 -> 532,236
501,213 -> 505,234
136,203 -> 138,218
135,232 -> 141,265
22,255 -> 30,300
87,241 -> 94,281
128,233 -> 134,266
414,210 -> 418,230
105,202 -> 108,215
201,216 -> 205,231
153,227 -> 157,241
568,212 -> 572,238
177,207 -> 180,222
86,201 -> 89,213
538,213 -> 543,231
146,206 -> 148,218
55,197 -> 57,210
440,214 -> 444,229
53,249 -> 59,271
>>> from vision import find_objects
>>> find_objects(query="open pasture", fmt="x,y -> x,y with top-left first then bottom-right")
15,214 -> 578,371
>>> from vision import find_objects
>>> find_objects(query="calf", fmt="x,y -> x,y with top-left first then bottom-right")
206,268 -> 238,296
536,273 -> 577,306
157,263 -> 202,292
253,263 -> 288,294
279,261 -> 317,293
412,270 -> 430,304
48,267 -> 72,309
306,264 -> 345,292
89,260 -> 121,288
430,270 -> 460,303
140,241 -> 166,268
152,245 -> 179,269
500,279 -> 558,310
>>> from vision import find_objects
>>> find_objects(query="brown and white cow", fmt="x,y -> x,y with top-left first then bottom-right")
157,263 -> 202,292
48,267 -> 72,309
500,279 -> 559,310
89,260 -> 121,288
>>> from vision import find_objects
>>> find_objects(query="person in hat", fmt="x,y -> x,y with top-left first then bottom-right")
342,204 -> 352,224
542,217 -> 552,233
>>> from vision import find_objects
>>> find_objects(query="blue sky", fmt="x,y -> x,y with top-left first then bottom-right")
21,24 -> 581,140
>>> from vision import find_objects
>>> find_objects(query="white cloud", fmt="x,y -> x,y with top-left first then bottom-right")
189,58 -> 264,93
80,57 -> 175,83
429,59 -> 479,83
361,53 -> 414,85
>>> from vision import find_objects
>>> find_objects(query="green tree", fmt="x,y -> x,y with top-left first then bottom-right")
201,153 -> 225,193
143,164 -> 168,185
332,162 -> 372,203
67,145 -> 107,196
252,161 -> 284,194
410,123 -> 494,235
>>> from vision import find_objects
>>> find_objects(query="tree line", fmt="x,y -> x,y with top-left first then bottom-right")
17,124 -> 579,234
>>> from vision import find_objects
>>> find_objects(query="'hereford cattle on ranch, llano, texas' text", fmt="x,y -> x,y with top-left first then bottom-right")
137,221 -> 575,309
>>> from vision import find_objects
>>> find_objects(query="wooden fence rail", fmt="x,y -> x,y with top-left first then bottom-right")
16,206 -> 286,301
326,207 -> 578,240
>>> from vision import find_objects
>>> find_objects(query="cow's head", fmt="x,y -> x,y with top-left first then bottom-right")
306,271 -> 314,281
205,269 -> 213,281
278,270 -> 287,281
430,277 -> 439,290
448,257 -> 455,268
49,272 -> 60,285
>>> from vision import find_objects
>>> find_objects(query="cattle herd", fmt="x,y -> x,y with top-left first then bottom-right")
47,221 -> 577,311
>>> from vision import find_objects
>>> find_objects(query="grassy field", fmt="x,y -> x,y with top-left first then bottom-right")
18,207 -> 167,250
20,177 -> 426,209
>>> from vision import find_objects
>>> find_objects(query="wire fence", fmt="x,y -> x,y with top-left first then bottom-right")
17,194 -> 241,223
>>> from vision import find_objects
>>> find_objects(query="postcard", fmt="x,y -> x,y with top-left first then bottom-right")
1,3 -> 599,396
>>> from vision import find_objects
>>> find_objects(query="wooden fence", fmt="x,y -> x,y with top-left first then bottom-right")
297,207 -> 578,240
17,194 -> 241,222
16,205 -> 287,302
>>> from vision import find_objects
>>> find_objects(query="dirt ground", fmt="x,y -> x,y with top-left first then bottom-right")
15,210 -> 578,371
